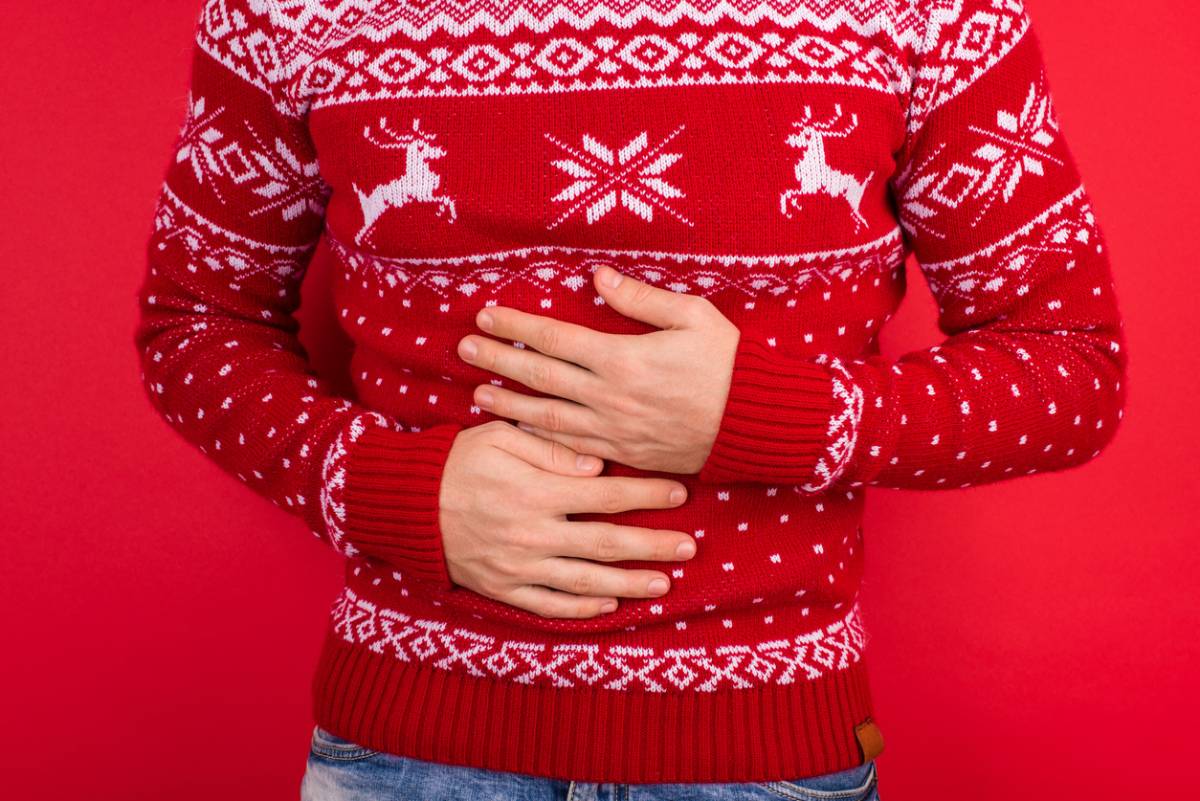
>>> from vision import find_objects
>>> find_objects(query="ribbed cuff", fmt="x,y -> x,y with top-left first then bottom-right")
698,335 -> 840,486
341,421 -> 464,590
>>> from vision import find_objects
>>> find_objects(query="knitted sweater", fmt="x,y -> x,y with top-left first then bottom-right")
134,0 -> 1128,784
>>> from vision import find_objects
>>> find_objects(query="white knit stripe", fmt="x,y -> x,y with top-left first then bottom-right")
306,68 -> 905,110
159,186 -> 316,253
266,0 -> 928,50
329,586 -> 868,691
922,185 -> 1088,270
326,225 -> 905,267
325,230 -> 906,298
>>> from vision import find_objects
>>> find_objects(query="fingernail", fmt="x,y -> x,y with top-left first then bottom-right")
648,578 -> 669,594
600,601 -> 618,614
669,487 -> 687,504
460,339 -> 477,359
604,267 -> 623,288
477,311 -> 494,330
517,421 -> 535,433
577,454 -> 599,470
675,541 -> 696,559
477,388 -> 494,406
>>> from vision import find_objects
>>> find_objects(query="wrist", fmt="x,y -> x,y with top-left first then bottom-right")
321,413 -> 464,589
697,335 -> 862,491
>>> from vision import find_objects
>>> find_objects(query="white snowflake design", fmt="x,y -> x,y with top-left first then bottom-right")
544,125 -> 693,229
175,93 -> 231,204
236,120 -> 328,221
173,92 -> 327,221
896,78 -> 1063,239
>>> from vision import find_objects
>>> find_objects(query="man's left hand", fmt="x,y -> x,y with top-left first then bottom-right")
456,264 -> 740,475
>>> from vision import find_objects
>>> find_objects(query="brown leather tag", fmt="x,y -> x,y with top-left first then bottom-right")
854,718 -> 885,762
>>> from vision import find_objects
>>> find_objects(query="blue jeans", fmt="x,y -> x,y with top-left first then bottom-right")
301,726 -> 881,801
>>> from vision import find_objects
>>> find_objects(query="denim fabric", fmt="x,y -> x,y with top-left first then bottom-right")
300,726 -> 881,801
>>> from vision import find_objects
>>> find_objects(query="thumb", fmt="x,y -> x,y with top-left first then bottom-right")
594,264 -> 691,330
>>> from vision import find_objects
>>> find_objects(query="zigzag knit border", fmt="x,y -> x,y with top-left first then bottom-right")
330,586 -> 868,692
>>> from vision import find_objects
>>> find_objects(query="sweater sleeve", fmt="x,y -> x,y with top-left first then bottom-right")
132,0 -> 464,588
698,0 -> 1128,491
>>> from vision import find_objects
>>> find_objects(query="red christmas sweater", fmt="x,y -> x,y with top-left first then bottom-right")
134,0 -> 1128,784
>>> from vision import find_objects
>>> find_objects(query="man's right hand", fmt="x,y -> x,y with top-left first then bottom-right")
438,420 -> 697,619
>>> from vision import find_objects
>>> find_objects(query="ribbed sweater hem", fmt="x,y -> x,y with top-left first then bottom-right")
309,605 -> 877,784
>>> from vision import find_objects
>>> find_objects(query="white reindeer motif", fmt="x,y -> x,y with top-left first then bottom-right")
779,105 -> 874,232
352,117 -> 457,247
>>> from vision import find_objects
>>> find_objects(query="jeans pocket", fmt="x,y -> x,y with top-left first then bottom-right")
309,725 -> 382,762
756,760 -> 877,801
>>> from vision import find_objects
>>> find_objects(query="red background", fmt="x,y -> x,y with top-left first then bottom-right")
2,1 -> 1196,798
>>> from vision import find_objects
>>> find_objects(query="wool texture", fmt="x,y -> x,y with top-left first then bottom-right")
134,0 -> 1128,783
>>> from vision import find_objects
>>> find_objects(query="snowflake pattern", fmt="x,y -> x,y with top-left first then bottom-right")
921,187 -> 1097,305
172,93 -> 327,221
237,120 -> 328,221
174,93 -> 232,204
544,125 -> 693,229
896,78 -> 1062,238
964,79 -> 1062,221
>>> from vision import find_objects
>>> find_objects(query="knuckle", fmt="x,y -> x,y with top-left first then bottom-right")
481,552 -> 517,581
627,573 -> 656,597
477,575 -> 506,598
560,600 -> 594,619
653,534 -> 679,561
599,441 -> 631,470
688,295 -> 716,319
593,530 -> 621,561
504,527 -> 537,552
595,354 -> 620,379
608,393 -> 640,418
529,361 -> 555,393
596,481 -> 625,514
478,342 -> 499,372
598,349 -> 627,379
531,599 -> 567,619
536,324 -> 561,355
547,439 -> 575,471
539,402 -> 564,432
631,282 -> 656,305
495,557 -> 525,581
479,418 -> 513,439
520,479 -> 556,510
570,571 -> 596,596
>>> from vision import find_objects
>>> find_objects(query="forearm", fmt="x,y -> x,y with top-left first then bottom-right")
698,1 -> 1128,492
133,0 -> 464,587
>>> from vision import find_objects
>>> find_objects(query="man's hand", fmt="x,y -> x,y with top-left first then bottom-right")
439,420 -> 698,619
456,265 -> 741,475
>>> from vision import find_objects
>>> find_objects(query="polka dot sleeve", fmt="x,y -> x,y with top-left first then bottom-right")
700,0 -> 1128,492
132,0 -> 463,588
